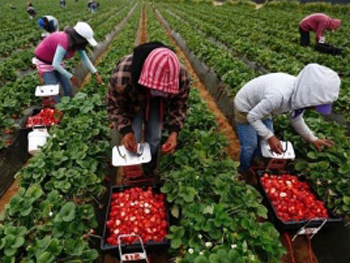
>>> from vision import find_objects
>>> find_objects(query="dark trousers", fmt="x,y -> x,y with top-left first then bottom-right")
299,26 -> 310,47
132,97 -> 162,174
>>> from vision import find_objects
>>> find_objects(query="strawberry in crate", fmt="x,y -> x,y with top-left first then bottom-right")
261,173 -> 329,222
105,187 -> 168,246
26,108 -> 63,128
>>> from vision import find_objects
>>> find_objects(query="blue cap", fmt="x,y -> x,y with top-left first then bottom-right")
38,18 -> 45,28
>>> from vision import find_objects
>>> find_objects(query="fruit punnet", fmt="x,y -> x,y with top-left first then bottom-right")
106,187 -> 168,246
26,109 -> 63,128
261,173 -> 329,222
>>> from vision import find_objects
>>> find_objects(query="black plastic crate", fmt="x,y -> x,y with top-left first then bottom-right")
256,170 -> 343,231
101,184 -> 170,256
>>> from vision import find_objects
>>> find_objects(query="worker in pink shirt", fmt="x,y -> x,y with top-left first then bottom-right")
299,13 -> 341,47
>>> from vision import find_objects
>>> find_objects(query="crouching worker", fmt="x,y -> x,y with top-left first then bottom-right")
38,16 -> 59,36
234,63 -> 340,172
299,13 -> 341,47
26,2 -> 36,19
34,22 -> 103,102
106,42 -> 190,176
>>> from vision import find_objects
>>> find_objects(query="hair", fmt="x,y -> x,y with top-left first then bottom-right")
64,26 -> 88,50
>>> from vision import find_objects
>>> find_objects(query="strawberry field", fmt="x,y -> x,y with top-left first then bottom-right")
0,0 -> 350,262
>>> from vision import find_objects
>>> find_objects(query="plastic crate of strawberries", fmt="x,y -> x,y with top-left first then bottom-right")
257,171 -> 342,230
101,185 -> 170,254
25,108 -> 63,128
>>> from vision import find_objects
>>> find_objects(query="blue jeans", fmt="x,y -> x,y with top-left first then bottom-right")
42,71 -> 72,102
132,97 -> 162,174
236,119 -> 274,171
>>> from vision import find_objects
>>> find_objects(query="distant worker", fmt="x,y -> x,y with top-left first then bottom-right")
34,22 -> 103,102
26,2 -> 36,19
38,16 -> 59,35
234,63 -> 340,172
299,13 -> 341,47
87,0 -> 99,13
60,0 -> 67,9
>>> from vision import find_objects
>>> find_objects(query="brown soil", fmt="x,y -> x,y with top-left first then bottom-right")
0,177 -> 20,213
281,234 -> 319,263
135,3 -> 149,47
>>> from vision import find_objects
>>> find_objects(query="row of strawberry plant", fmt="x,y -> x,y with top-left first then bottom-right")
153,2 -> 350,218
146,4 -> 286,262
159,2 -> 350,120
0,0 -> 133,84
0,1 -> 136,150
0,4 -> 141,262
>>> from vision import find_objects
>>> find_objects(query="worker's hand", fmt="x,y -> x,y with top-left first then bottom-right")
268,136 -> 283,154
312,139 -> 334,151
70,75 -> 79,87
122,132 -> 137,152
162,132 -> 178,154
94,72 -> 104,85
318,36 -> 326,43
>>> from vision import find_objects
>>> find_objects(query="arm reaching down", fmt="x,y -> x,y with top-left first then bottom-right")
289,112 -> 318,143
52,45 -> 73,79
246,94 -> 282,140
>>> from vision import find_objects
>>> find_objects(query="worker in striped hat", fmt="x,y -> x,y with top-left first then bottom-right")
106,42 -> 191,176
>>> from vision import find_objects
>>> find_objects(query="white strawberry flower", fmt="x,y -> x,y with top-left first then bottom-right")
205,242 -> 212,248
49,212 -> 53,217
198,234 -> 203,239
231,244 -> 237,249
188,248 -> 194,254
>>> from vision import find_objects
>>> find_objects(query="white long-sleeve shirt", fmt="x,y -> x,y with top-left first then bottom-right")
234,64 -> 340,143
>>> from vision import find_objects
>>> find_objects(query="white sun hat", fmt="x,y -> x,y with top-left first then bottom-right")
73,22 -> 98,47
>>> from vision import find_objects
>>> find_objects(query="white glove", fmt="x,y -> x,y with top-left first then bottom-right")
319,36 -> 326,43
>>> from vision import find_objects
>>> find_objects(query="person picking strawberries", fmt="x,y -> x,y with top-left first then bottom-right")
299,13 -> 341,47
34,22 -> 103,102
234,63 -> 340,172
106,42 -> 190,177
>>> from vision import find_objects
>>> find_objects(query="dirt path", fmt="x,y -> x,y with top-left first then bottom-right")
135,3 -> 149,47
153,6 -> 320,263
154,7 -> 240,160
0,177 -> 19,213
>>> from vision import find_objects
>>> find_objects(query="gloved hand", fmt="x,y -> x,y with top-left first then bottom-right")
318,36 -> 326,44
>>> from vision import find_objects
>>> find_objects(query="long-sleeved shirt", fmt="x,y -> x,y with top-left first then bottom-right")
106,54 -> 190,135
43,15 -> 59,33
299,13 -> 332,41
34,32 -> 96,77
234,64 -> 340,143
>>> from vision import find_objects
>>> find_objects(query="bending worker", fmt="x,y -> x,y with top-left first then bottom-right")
38,16 -> 59,35
26,2 -> 36,19
106,42 -> 190,177
34,22 -> 103,102
234,63 -> 340,171
299,13 -> 341,46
